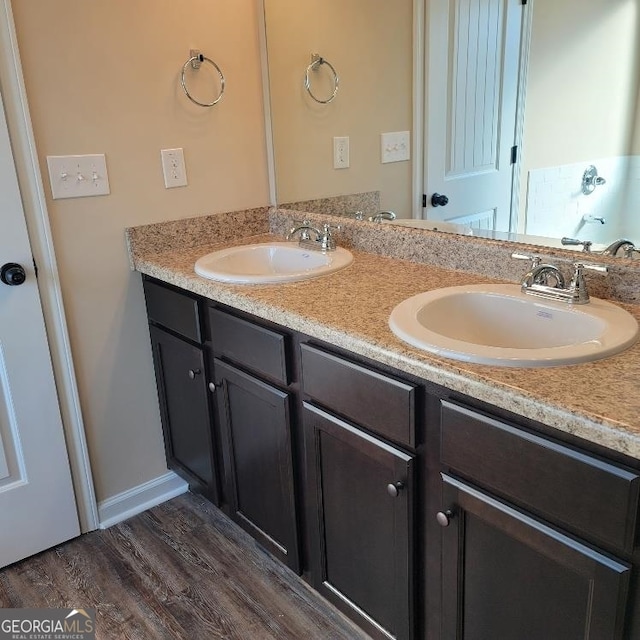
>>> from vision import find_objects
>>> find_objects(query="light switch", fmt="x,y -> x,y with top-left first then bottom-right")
381,131 -> 410,164
161,148 -> 188,188
46,154 -> 110,199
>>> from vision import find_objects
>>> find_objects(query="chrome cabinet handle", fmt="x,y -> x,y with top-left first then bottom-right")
387,481 -> 404,498
188,368 -> 201,380
436,510 -> 454,527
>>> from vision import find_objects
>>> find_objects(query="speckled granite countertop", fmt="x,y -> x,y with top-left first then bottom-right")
127,209 -> 640,460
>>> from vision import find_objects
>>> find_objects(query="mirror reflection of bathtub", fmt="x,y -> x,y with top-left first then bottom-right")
383,218 -> 617,254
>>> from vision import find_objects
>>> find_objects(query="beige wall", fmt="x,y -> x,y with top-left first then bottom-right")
12,0 -> 270,502
521,0 -> 639,174
264,0 -> 413,217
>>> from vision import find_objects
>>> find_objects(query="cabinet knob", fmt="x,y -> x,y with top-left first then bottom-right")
188,368 -> 201,379
208,382 -> 216,392
436,510 -> 454,527
387,481 -> 404,498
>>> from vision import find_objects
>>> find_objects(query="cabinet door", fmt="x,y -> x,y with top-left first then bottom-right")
149,326 -> 219,503
439,474 -> 630,640
304,403 -> 414,640
214,358 -> 299,573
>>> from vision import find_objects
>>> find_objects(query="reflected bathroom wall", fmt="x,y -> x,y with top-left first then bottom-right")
264,0 -> 414,217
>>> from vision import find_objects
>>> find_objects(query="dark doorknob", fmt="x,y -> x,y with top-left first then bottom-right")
1,263 -> 26,286
431,193 -> 449,207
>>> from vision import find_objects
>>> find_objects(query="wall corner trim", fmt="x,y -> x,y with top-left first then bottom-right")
98,471 -> 188,529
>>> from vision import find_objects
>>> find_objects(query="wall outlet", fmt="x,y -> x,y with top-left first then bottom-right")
381,131 -> 410,164
161,148 -> 188,188
46,154 -> 110,199
333,136 -> 350,169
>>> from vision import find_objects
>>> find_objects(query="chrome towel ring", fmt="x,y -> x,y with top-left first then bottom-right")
304,53 -> 339,104
181,50 -> 225,108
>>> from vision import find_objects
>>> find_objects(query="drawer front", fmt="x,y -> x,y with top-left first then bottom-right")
143,278 -> 201,343
301,343 -> 416,448
208,307 -> 289,385
441,400 -> 640,553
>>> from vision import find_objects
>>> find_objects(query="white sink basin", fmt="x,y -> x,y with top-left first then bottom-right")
195,242 -> 353,284
389,284 -> 639,367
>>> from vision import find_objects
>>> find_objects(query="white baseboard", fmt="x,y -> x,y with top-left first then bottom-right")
98,471 -> 188,529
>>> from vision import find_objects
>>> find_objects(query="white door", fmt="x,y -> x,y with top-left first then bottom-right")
0,86 -> 79,568
424,0 -> 523,232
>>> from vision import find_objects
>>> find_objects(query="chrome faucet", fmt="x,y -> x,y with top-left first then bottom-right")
512,253 -> 607,304
286,221 -> 338,251
367,210 -> 397,223
602,239 -> 636,258
521,258 -> 566,289
286,221 -> 321,242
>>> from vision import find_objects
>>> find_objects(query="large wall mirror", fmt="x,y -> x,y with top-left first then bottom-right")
262,0 -> 640,255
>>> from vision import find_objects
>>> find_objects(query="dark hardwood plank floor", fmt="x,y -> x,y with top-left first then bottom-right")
0,492 -> 370,640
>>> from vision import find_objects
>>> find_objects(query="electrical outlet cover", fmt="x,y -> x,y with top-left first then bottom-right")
333,136 -> 350,169
161,148 -> 188,188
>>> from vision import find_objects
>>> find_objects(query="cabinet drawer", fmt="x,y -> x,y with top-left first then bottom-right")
301,344 -> 416,448
143,278 -> 201,343
208,307 -> 289,385
441,400 -> 640,554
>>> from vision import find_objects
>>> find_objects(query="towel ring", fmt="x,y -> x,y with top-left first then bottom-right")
304,54 -> 339,104
181,53 -> 225,108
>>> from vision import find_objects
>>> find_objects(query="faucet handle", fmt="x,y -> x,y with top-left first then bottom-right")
561,237 -> 592,252
319,223 -> 340,250
568,262 -> 608,304
511,252 -> 542,268
575,262 -> 608,275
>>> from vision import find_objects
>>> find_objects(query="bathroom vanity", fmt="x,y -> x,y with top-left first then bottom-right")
128,209 -> 640,640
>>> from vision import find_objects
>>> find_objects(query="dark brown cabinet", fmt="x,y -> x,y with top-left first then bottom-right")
141,276 -> 640,640
303,404 -> 415,640
144,279 -> 220,504
436,400 -> 638,640
439,474 -> 630,640
301,343 -> 418,639
213,357 -> 300,573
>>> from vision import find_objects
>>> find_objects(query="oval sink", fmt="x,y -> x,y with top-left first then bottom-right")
195,242 -> 353,284
389,284 -> 639,367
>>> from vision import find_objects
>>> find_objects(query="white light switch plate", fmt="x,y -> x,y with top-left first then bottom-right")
381,131 -> 410,164
161,148 -> 188,188
46,154 -> 110,199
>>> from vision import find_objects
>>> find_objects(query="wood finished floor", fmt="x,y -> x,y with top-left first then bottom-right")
0,492 -> 370,639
